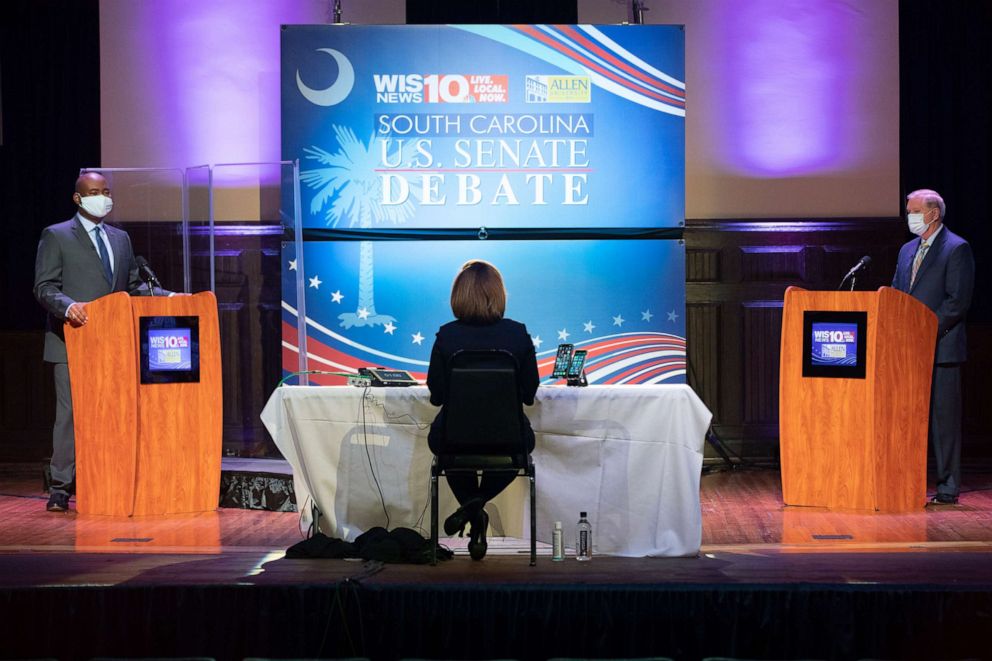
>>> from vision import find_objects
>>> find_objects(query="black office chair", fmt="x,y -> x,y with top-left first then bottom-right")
430,349 -> 537,566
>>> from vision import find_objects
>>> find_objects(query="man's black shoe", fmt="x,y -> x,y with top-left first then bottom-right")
928,493 -> 959,505
46,492 -> 69,512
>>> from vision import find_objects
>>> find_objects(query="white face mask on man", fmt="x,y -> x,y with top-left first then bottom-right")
907,210 -> 935,236
78,194 -> 114,219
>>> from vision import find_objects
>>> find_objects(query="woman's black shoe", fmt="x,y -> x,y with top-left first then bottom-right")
443,499 -> 482,536
468,509 -> 489,561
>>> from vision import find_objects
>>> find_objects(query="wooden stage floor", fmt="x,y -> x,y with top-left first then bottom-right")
3,464 -> 992,660
2,465 -> 992,587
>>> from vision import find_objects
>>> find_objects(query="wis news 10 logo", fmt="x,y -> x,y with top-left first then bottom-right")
150,331 -> 189,367
373,74 -> 510,103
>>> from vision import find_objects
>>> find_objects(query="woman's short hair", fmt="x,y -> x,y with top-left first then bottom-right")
450,260 -> 506,324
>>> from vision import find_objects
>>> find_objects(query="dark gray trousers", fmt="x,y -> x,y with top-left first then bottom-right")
930,363 -> 962,498
51,362 -> 75,497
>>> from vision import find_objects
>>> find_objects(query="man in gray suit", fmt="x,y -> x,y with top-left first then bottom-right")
892,188 -> 975,505
33,171 -> 160,511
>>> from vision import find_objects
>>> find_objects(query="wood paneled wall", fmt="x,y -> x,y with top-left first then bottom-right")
684,218 -> 990,462
3,219 -> 990,462
684,219 -> 900,457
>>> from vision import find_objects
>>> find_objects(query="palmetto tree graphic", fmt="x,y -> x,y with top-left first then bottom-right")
301,125 -> 416,328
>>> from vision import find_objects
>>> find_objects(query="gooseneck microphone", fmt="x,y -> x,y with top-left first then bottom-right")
839,255 -> 872,290
135,256 -> 162,293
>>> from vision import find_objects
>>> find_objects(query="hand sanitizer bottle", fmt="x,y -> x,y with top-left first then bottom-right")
552,521 -> 564,561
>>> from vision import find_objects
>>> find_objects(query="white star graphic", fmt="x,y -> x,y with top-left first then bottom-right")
583,321 -> 596,334
532,335 -> 543,348
641,309 -> 654,322
357,307 -> 370,320
667,309 -> 679,322
288,259 -> 297,271
613,314 -> 625,327
330,290 -> 344,304
557,328 -> 570,341
411,332 -> 425,345
308,275 -> 322,289
383,321 -> 397,335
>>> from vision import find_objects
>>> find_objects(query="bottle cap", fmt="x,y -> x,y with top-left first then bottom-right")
554,521 -> 562,529
580,511 -> 587,518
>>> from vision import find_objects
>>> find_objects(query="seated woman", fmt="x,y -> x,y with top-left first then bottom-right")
426,260 -> 540,560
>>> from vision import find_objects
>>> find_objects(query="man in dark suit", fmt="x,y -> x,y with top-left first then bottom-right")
33,171 -> 164,512
892,189 -> 975,505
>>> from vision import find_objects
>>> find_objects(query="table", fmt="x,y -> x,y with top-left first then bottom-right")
261,384 -> 712,557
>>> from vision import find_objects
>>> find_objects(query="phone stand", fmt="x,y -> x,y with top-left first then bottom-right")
566,370 -> 588,387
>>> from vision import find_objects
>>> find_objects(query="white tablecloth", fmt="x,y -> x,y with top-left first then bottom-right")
260,384 -> 711,557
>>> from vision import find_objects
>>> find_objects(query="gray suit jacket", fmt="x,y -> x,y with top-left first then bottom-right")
892,225 -> 975,364
34,215 -> 155,363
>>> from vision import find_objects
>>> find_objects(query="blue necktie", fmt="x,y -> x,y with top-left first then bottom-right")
93,226 -> 113,284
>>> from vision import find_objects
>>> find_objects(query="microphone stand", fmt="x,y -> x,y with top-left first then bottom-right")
839,257 -> 871,290
140,271 -> 161,296
838,269 -> 862,291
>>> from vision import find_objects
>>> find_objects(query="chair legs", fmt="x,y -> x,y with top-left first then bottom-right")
431,464 -> 537,567
529,467 -> 537,566
430,469 -> 439,566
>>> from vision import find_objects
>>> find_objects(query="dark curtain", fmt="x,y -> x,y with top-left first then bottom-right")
407,0 -> 578,24
900,0 -> 992,321
3,581 -> 991,659
0,0 -> 100,331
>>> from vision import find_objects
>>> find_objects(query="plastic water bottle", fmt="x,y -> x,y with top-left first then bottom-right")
576,511 -> 592,561
552,521 -> 564,561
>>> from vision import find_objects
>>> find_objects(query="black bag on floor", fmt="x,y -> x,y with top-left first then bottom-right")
286,527 -> 453,563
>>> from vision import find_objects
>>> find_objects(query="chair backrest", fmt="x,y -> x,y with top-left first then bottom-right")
442,349 -> 524,455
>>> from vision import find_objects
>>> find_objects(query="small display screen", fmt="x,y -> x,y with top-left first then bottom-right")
369,369 -> 417,383
148,328 -> 193,371
140,316 -> 201,384
810,322 -> 859,367
802,311 -> 867,379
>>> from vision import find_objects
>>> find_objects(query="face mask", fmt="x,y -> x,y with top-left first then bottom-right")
907,211 -> 933,236
78,194 -> 113,219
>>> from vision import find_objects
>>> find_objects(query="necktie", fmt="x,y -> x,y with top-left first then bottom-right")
93,226 -> 113,284
910,241 -> 929,288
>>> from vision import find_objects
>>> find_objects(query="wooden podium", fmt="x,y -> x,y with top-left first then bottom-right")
779,286 -> 936,512
64,291 -> 222,516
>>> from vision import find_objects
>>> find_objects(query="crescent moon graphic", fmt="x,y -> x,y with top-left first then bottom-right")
296,48 -> 355,106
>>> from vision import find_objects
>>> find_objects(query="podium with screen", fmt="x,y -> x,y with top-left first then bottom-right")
64,291 -> 222,516
779,286 -> 937,512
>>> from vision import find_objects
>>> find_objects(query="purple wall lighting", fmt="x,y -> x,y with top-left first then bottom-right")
716,0 -> 858,177
108,0 -> 320,168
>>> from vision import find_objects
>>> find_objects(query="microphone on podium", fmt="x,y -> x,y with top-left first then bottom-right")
135,256 -> 162,291
839,255 -> 871,290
